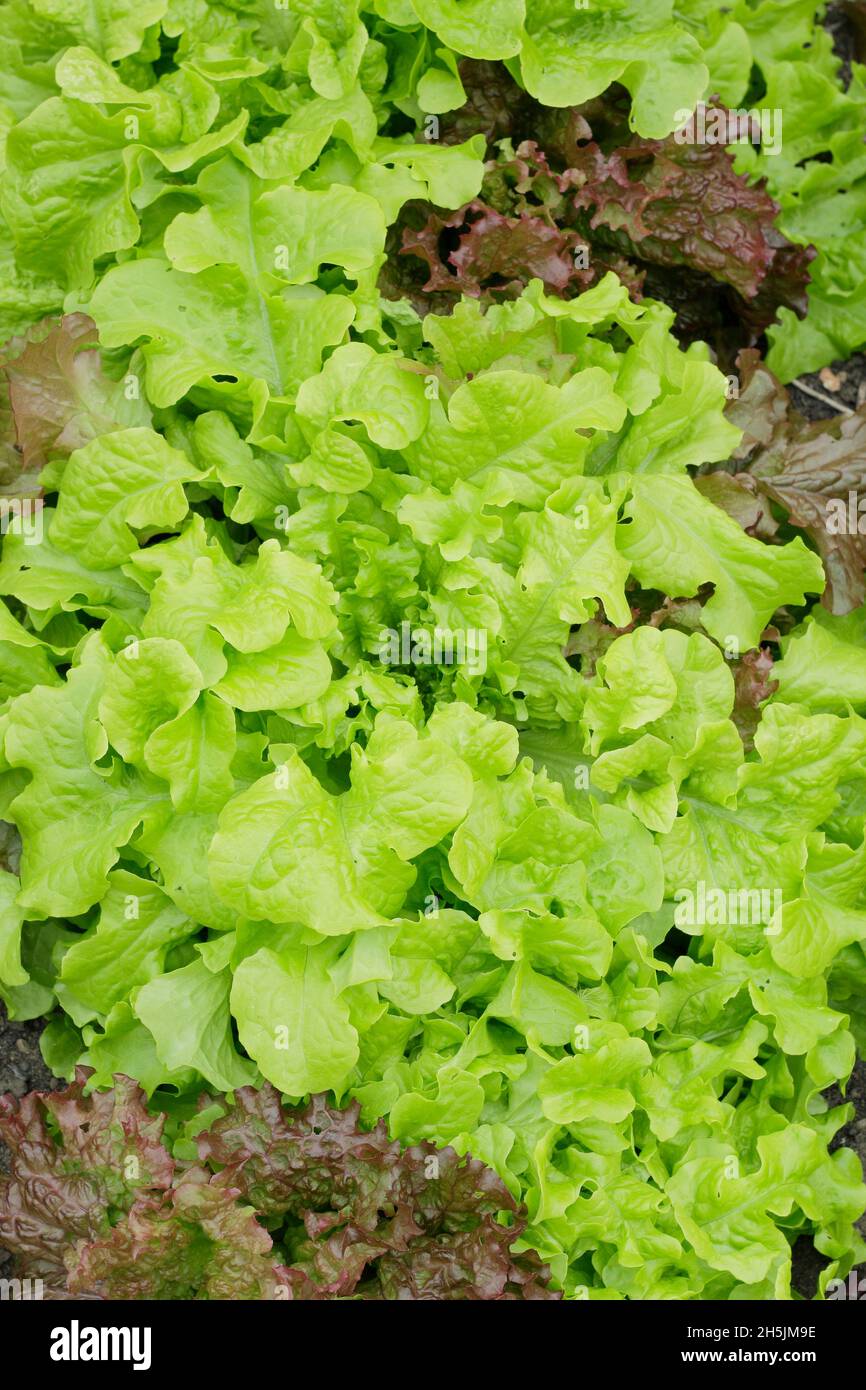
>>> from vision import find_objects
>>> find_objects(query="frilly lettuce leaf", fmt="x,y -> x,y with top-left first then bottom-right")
0,1071 -> 561,1299
399,0 -> 708,138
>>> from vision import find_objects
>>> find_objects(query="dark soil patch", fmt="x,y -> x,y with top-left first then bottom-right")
0,1008 -> 58,1101
826,1 -> 859,86
788,352 -> 866,421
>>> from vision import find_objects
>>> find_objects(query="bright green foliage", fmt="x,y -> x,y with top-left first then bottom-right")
677,0 -> 866,378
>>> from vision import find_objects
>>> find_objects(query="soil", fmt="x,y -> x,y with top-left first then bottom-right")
826,1 -> 859,87
0,1010 -> 57,1102
788,352 -> 866,422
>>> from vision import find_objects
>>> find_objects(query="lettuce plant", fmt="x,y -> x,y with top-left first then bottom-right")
386,68 -> 813,368
707,348 -> 866,614
1,278 -> 862,1297
0,1069 -> 557,1298
0,0 -> 864,1304
1,0 -> 862,378
676,0 -> 866,379
397,0 -> 866,379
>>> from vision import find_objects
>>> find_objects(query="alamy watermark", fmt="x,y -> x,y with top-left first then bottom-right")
0,497 -> 43,545
49,1320 -> 151,1370
826,492 -> 866,534
377,620 -> 487,676
0,1276 -> 43,1300
826,1270 -> 866,1300
674,102 -> 783,157
674,882 -> 783,930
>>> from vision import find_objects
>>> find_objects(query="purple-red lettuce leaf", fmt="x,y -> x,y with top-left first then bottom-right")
712,351 -> 866,614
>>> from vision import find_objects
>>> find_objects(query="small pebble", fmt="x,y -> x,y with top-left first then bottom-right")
1,1060 -> 27,1098
819,366 -> 846,392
